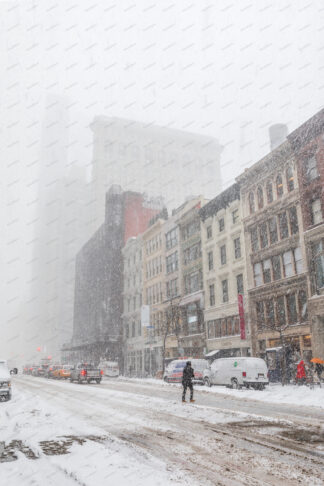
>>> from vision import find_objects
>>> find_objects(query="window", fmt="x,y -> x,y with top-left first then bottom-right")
278,212 -> 289,239
138,321 -> 142,336
266,181 -> 273,203
226,317 -> 233,336
208,251 -> 213,270
232,209 -> 239,223
262,259 -> 271,283
276,174 -> 283,197
207,225 -> 212,239
184,243 -> 201,264
234,237 -> 241,259
234,317 -> 240,334
294,247 -> 303,274
184,271 -> 202,294
249,192 -> 255,214
286,167 -> 294,192
166,228 -> 177,250
313,240 -> 324,289
220,245 -> 226,265
182,220 -> 200,240
269,216 -> 278,244
311,199 -> 323,225
257,186 -> 264,209
259,222 -> 268,249
215,319 -> 221,337
276,296 -> 286,327
254,263 -> 262,287
236,274 -> 244,295
287,294 -> 297,324
133,296 -> 136,310
222,280 -> 228,303
305,155 -> 319,183
265,300 -> 275,328
251,227 -> 259,252
298,290 -> 308,321
208,320 -> 215,339
132,321 -> 136,337
166,278 -> 178,298
166,251 -> 178,274
283,251 -> 293,277
219,218 -> 225,232
288,206 -> 299,235
256,301 -> 265,330
209,284 -> 215,306
272,255 -> 282,280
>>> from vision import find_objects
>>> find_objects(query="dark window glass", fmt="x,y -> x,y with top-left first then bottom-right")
222,279 -> 228,303
208,251 -> 213,270
287,294 -> 297,324
226,317 -> 233,336
313,240 -> 324,290
236,274 -> 244,294
251,227 -> 259,252
265,300 -> 275,328
257,186 -> 264,209
232,209 -> 239,223
219,218 -> 225,232
286,167 -> 294,191
298,290 -> 308,321
215,319 -> 221,337
276,296 -> 286,327
276,174 -> 283,197
259,222 -> 268,248
262,259 -> 271,283
305,155 -> 319,183
272,255 -> 282,280
208,321 -> 215,339
234,237 -> 241,259
207,226 -> 212,239
234,317 -> 240,334
279,212 -> 289,239
249,192 -> 255,214
220,245 -> 226,265
288,207 -> 298,235
269,217 -> 278,244
221,318 -> 227,336
209,284 -> 215,306
266,181 -> 273,203
256,301 -> 265,330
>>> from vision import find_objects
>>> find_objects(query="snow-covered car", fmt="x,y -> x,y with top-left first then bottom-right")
98,361 -> 119,377
163,359 -> 208,384
203,357 -> 269,390
0,360 -> 12,401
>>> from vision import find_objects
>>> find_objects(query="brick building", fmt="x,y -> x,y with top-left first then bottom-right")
288,109 -> 324,358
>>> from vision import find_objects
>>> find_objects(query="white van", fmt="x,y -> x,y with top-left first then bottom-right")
99,361 -> 119,378
203,357 -> 269,390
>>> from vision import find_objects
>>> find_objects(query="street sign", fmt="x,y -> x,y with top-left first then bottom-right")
141,305 -> 150,327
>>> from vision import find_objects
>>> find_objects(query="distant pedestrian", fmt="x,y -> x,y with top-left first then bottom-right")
296,360 -> 306,385
315,363 -> 323,382
182,361 -> 195,403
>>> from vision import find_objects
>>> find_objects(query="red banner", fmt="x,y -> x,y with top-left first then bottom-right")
238,294 -> 246,340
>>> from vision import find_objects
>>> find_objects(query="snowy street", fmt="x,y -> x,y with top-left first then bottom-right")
1,376 -> 323,486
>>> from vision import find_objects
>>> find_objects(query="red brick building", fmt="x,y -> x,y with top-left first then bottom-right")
288,109 -> 324,358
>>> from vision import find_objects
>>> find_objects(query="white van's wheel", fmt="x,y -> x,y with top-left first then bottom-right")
231,378 -> 239,390
204,378 -> 211,387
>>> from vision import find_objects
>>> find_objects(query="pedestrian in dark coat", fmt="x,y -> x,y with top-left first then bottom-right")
182,361 -> 195,402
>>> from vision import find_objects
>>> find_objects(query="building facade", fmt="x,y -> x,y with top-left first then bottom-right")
200,184 -> 251,358
237,140 -> 311,374
122,236 -> 144,376
288,109 -> 324,358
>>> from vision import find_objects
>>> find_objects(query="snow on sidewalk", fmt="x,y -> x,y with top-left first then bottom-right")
0,388 -> 194,486
116,376 -> 324,409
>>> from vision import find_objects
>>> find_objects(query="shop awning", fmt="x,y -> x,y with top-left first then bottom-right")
179,290 -> 204,307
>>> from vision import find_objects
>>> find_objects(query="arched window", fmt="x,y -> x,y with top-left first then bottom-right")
257,186 -> 264,209
286,167 -> 294,192
249,192 -> 255,214
266,181 -> 273,203
276,174 -> 283,197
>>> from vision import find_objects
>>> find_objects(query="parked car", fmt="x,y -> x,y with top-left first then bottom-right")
58,365 -> 72,379
203,357 -> 269,390
0,360 -> 12,401
98,361 -> 119,378
31,365 -> 40,376
52,365 -> 63,379
163,358 -> 208,384
70,363 -> 103,384
23,365 -> 30,375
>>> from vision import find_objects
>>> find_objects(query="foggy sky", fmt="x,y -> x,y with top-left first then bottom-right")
1,0 -> 323,360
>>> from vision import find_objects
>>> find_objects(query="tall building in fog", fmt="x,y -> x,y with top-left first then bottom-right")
91,117 -> 223,227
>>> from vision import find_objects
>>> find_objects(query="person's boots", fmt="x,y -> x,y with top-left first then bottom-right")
190,398 -> 195,402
